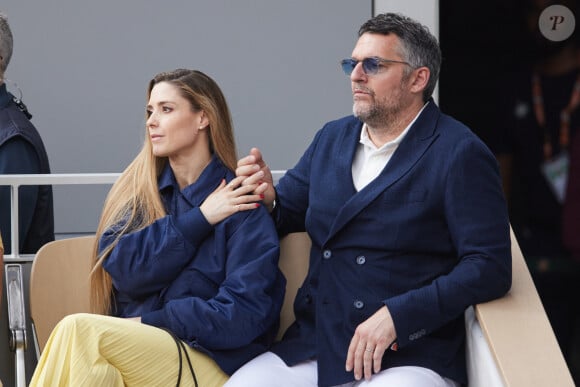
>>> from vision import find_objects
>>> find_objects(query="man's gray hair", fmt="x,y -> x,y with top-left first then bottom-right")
358,13 -> 441,102
0,12 -> 14,76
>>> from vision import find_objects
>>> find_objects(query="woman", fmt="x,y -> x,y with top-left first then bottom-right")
30,69 -> 285,387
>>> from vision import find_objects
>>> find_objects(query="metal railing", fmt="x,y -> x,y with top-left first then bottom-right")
0,173 -> 121,263
0,170 -> 287,261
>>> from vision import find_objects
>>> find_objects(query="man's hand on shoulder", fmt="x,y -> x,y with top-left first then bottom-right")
236,147 -> 276,212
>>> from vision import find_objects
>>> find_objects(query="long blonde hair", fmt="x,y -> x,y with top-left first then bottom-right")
90,69 -> 238,314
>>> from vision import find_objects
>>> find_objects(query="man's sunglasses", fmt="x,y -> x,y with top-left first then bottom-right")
340,57 -> 412,76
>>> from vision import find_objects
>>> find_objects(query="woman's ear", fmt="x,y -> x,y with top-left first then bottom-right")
198,111 -> 210,130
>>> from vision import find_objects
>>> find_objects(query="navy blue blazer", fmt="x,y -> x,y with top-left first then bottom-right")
271,101 -> 512,386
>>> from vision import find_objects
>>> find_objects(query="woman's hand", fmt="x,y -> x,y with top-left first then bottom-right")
200,176 -> 262,225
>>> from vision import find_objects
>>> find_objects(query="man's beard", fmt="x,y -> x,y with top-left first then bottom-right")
353,97 -> 401,128
353,101 -> 381,123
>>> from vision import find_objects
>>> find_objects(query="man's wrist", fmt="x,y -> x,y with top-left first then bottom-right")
268,190 -> 278,214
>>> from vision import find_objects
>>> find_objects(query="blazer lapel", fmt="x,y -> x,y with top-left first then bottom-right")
325,101 -> 441,242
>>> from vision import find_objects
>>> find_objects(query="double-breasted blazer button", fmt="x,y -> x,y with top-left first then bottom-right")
322,249 -> 332,259
353,300 -> 364,309
356,255 -> 366,265
409,329 -> 426,341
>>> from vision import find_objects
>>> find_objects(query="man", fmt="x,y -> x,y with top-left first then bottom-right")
0,12 -> 54,255
227,12 -> 511,387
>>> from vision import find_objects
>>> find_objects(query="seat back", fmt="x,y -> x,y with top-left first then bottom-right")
28,233 -> 312,353
34,232 -> 574,386
29,235 -> 95,354
277,232 -> 311,340
28,232 -> 574,387
469,228 -> 575,386
275,230 -> 576,386
0,235 -> 3,387
0,232 -> 3,303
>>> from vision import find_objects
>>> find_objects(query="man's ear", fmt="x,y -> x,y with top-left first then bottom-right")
409,67 -> 430,95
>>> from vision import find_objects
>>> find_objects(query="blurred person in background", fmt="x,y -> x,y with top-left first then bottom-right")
0,11 -> 54,255
492,0 -> 580,380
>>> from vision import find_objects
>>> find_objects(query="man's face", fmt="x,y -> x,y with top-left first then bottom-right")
349,33 -> 414,127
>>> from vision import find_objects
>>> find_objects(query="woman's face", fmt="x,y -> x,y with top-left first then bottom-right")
146,81 -> 207,159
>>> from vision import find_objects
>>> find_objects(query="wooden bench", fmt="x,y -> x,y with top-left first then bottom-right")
277,231 -> 575,386
467,228 -> 575,386
28,230 -> 575,386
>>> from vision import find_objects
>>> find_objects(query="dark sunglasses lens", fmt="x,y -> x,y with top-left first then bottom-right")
341,59 -> 356,75
362,58 -> 380,74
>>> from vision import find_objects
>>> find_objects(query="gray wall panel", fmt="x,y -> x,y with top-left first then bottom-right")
2,1 -> 371,235
2,1 -> 372,385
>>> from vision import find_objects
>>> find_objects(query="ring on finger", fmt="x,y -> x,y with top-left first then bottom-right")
365,347 -> 374,353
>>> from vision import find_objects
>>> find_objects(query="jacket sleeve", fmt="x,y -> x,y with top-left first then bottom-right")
275,129 -> 325,235
0,138 -> 40,254
101,207 -> 213,298
385,135 -> 512,347
141,206 -> 285,350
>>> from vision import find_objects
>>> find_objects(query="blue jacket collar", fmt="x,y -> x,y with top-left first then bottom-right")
158,155 -> 230,205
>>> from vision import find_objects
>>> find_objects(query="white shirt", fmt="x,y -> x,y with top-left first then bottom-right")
351,104 -> 427,191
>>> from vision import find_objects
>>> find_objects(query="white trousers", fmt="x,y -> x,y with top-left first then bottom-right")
225,351 -> 460,387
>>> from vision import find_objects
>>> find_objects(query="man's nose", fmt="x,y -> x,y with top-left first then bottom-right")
350,61 -> 367,82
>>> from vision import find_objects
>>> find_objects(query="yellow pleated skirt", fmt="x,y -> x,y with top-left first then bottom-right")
30,313 -> 229,387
